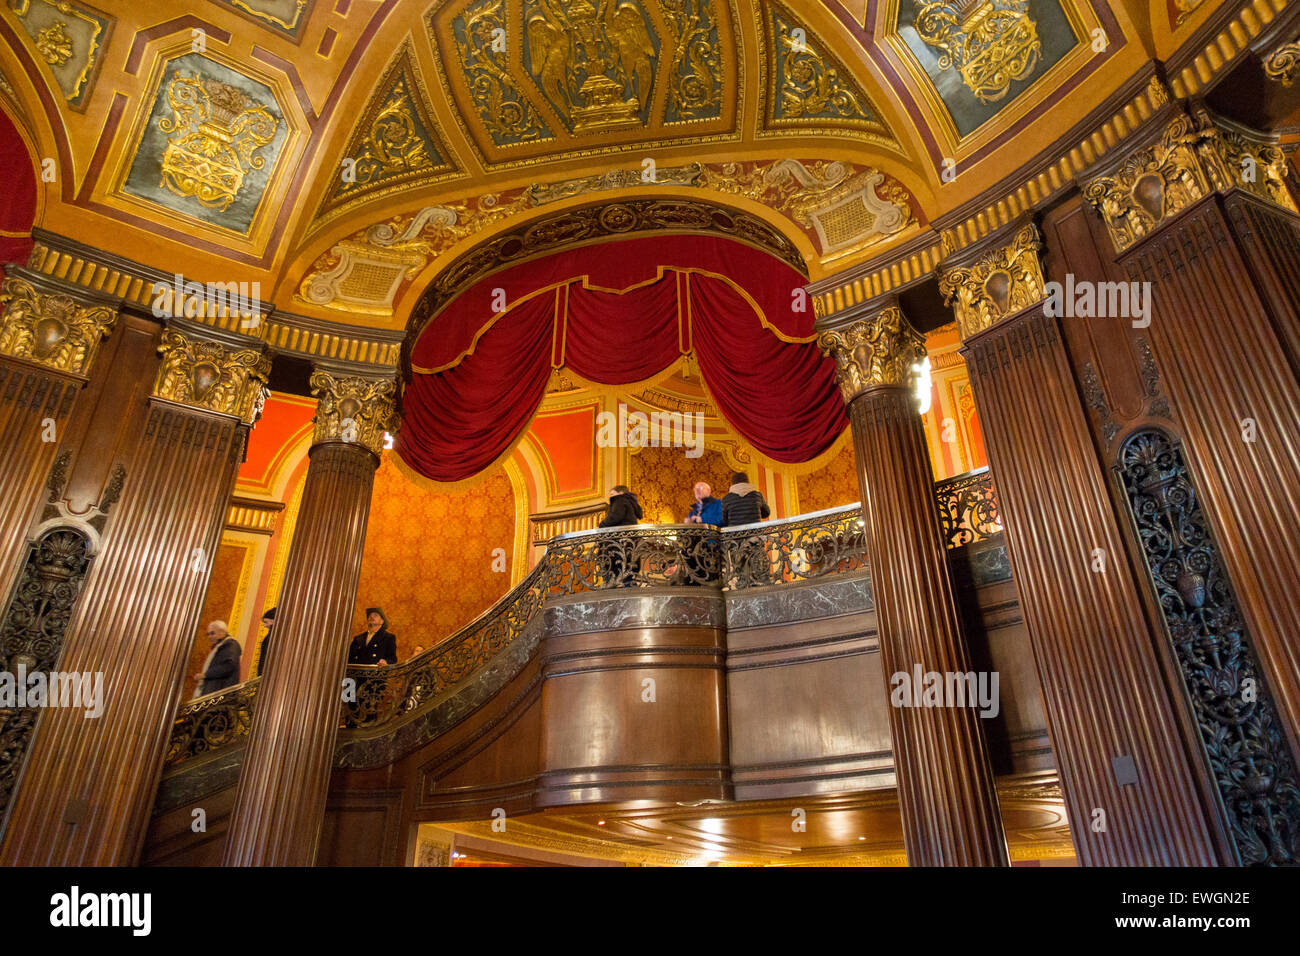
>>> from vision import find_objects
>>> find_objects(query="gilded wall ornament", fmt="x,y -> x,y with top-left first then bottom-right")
10,0 -> 110,107
319,45 -> 455,216
35,20 -> 74,65
527,162 -> 704,204
1263,42 -> 1300,87
153,328 -> 270,423
0,276 -> 117,376
525,0 -> 658,134
662,0 -> 724,123
1172,0 -> 1206,26
157,72 -> 279,212
451,0 -> 552,146
938,222 -> 1046,339
769,5 -> 870,121
309,369 -> 396,455
699,159 -> 912,253
817,306 -> 926,401
914,0 -> 1041,104
1082,112 -> 1297,254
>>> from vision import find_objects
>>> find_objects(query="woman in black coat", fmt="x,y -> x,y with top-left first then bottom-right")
347,607 -> 397,666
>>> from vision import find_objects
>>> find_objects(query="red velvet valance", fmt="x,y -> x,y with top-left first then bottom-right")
399,235 -> 847,483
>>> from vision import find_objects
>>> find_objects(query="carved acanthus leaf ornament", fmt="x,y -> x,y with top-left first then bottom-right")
1082,111 -> 1298,254
0,276 -> 117,376
938,223 -> 1046,340
309,370 -> 397,455
817,306 -> 926,402
153,328 -> 270,423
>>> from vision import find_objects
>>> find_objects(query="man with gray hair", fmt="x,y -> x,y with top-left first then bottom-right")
194,620 -> 241,697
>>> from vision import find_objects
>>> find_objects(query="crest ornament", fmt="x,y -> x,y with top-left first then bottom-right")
157,72 -> 279,212
0,276 -> 117,376
818,306 -> 926,402
914,0 -> 1042,103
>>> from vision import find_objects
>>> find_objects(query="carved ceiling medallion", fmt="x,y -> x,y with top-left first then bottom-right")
10,0 -> 112,109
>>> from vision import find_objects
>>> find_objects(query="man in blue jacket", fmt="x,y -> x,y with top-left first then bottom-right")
684,482 -> 722,526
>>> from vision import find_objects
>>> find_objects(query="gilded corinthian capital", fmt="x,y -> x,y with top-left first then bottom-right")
938,222 -> 1046,340
153,327 -> 271,424
1263,42 -> 1300,87
0,275 -> 117,376
817,306 -> 925,403
1082,110 -> 1297,254
309,369 -> 396,455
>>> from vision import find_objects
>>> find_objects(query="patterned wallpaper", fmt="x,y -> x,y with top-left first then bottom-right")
352,458 -> 517,659
627,446 -> 735,525
796,437 -> 860,513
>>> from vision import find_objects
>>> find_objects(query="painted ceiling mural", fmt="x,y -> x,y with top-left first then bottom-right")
122,53 -> 288,234
0,0 -> 1262,338
892,0 -> 1080,137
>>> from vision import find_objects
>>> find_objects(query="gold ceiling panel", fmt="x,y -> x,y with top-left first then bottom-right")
427,0 -> 742,167
315,41 -> 460,221
8,0 -> 112,110
756,0 -> 896,145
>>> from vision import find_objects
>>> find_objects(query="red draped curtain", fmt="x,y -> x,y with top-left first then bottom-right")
398,235 -> 847,483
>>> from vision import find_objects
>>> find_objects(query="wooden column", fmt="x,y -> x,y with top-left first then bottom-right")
0,320 -> 268,865
818,307 -> 1008,866
1083,109 -> 1300,771
223,367 -> 395,866
0,270 -> 115,593
939,223 -> 1226,865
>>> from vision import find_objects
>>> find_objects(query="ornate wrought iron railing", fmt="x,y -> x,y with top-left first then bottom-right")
935,466 -> 1002,548
165,678 -> 259,766
165,470 -> 1001,761
721,504 -> 868,590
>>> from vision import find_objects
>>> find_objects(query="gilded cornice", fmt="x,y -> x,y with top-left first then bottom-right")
0,272 -> 117,377
937,222 -> 1046,340
1082,110 -> 1298,254
25,233 -> 403,368
1167,0 -> 1293,100
817,305 -> 926,401
153,326 -> 271,424
1264,41 -> 1300,86
810,74 -> 1172,320
309,368 -> 396,455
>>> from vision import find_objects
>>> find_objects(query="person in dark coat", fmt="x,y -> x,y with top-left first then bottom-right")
347,607 -> 397,666
599,485 -> 643,528
598,485 -> 642,587
719,472 -> 771,527
256,606 -> 276,678
195,620 -> 241,697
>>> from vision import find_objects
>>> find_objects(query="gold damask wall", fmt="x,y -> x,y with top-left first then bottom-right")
627,445 -> 735,525
353,459 -> 518,659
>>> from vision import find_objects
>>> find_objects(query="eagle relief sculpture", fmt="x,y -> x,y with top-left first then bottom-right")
157,72 -> 279,212
526,0 -> 656,133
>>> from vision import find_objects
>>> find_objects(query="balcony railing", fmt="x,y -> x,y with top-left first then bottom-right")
166,469 -> 1002,764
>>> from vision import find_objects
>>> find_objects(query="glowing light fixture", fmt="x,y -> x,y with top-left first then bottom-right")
912,356 -> 932,416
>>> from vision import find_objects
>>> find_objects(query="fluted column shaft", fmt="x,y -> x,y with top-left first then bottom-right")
940,222 -> 1225,865
0,320 -> 268,864
223,368 -> 393,865
0,271 -> 115,594
1084,110 -> 1300,770
821,308 -> 1008,866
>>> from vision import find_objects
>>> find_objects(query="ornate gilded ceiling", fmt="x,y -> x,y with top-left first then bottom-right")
0,0 -> 1259,340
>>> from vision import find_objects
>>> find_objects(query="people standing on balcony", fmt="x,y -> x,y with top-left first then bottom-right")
255,607 -> 276,678
347,607 -> 397,667
684,481 -> 722,526
720,473 -> 771,527
193,621 -> 241,698
598,485 -> 642,587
